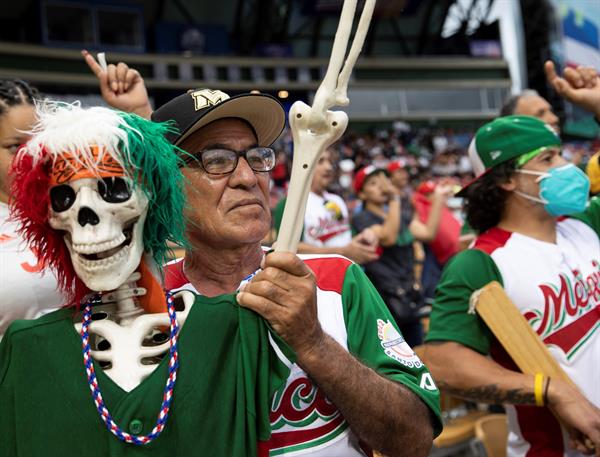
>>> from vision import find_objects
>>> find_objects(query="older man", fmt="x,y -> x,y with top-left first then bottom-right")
85,54 -> 442,457
161,90 -> 441,457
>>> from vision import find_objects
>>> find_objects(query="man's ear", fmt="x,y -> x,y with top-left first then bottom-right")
498,174 -> 518,192
358,189 -> 366,201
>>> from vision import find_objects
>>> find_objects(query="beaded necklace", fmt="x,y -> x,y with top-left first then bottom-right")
80,291 -> 179,445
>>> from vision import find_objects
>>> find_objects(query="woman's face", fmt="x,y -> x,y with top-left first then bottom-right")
0,104 -> 35,204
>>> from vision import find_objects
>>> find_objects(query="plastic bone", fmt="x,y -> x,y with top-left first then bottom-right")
275,0 -> 376,253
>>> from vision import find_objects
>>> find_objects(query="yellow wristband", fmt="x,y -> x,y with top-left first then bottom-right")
534,373 -> 544,406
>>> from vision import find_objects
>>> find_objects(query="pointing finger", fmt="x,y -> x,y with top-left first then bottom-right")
82,49 -> 104,78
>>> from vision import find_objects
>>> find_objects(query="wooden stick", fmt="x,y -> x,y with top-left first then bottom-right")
472,282 -> 598,450
471,281 -> 573,385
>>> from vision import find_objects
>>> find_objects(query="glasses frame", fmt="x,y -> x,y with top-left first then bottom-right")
185,146 -> 276,175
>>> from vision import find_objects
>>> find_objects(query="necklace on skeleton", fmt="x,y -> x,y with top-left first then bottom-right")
80,290 -> 179,445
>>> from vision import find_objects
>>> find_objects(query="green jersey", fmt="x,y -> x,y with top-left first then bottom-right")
0,293 -> 292,457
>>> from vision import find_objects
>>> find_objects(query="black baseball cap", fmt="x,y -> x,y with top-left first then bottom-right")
151,88 -> 286,146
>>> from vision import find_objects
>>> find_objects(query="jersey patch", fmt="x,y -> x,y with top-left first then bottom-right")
377,319 -> 422,368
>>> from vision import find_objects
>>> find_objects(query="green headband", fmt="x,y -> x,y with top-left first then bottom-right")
516,146 -> 548,168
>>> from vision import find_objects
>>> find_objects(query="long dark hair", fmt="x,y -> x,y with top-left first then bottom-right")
0,79 -> 39,116
464,159 -> 517,233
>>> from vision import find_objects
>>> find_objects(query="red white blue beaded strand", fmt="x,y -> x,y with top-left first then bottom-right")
80,290 -> 179,445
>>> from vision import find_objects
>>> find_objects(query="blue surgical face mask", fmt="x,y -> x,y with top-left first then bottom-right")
515,164 -> 590,216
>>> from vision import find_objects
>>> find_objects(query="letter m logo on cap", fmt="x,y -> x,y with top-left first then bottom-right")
190,89 -> 230,111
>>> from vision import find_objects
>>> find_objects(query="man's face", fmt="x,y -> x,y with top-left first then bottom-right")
180,118 -> 271,249
390,168 -> 409,190
513,146 -> 567,208
311,149 -> 334,194
359,172 -> 387,205
514,95 -> 560,134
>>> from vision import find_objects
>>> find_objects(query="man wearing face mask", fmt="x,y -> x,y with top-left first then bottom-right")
423,114 -> 600,455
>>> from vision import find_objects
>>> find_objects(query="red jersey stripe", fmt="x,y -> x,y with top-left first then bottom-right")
473,227 -> 513,255
304,256 -> 352,294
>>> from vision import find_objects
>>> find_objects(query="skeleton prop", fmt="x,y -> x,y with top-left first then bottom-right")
275,0 -> 376,253
10,101 -> 191,444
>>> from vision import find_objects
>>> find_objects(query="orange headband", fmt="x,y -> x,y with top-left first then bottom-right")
50,145 -> 125,185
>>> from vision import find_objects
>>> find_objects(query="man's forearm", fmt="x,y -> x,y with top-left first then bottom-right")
422,198 -> 444,241
297,334 -> 434,457
379,198 -> 401,246
423,342 -> 538,405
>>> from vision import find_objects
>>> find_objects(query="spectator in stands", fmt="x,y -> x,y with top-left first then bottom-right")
0,79 -> 63,337
352,165 -> 452,346
273,148 -> 380,264
499,88 -> 560,133
412,180 -> 461,302
387,160 -> 457,300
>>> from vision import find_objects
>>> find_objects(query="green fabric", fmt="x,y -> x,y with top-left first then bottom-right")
272,196 -> 306,241
396,227 -> 414,246
572,196 -> 600,236
0,293 -> 291,457
272,197 -> 286,236
460,220 -> 474,236
425,249 -> 503,355
341,263 -> 443,437
473,115 -> 561,170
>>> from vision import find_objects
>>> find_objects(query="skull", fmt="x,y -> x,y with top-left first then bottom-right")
48,176 -> 148,292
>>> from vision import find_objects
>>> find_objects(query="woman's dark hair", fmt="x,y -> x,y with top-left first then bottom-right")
464,158 -> 517,233
0,79 -> 39,117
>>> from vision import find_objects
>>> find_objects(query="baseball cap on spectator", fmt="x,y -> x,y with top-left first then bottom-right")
353,165 -> 386,194
151,88 -> 285,147
416,180 -> 436,195
457,115 -> 561,196
387,159 -> 405,174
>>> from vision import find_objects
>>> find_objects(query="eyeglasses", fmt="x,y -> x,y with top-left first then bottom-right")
185,147 -> 276,175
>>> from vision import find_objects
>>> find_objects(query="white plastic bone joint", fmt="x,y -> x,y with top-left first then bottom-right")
48,177 -> 149,292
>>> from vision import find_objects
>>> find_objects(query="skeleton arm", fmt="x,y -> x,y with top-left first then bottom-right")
275,0 -> 375,253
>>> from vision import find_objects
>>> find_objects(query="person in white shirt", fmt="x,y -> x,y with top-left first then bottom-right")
0,79 -> 63,337
273,149 -> 379,264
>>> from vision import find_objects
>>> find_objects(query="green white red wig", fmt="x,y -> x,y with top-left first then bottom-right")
10,101 -> 187,306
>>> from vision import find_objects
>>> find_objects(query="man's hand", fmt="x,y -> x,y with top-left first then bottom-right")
380,174 -> 400,200
431,180 -> 454,203
547,378 -> 600,455
341,229 -> 379,264
237,252 -> 325,356
82,50 -> 153,119
545,60 -> 600,119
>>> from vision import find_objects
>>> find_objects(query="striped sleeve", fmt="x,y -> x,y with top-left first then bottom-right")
340,263 -> 443,437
